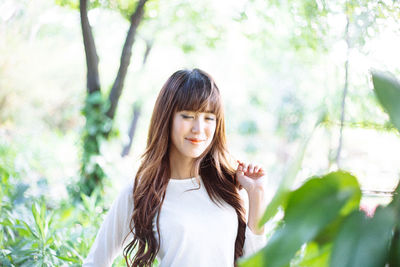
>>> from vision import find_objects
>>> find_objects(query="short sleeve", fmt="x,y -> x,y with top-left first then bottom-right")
82,182 -> 134,267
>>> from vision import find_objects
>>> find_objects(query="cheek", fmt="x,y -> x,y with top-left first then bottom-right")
172,120 -> 189,140
207,124 -> 217,139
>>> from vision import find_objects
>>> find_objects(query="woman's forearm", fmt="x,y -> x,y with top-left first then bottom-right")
247,186 -> 266,235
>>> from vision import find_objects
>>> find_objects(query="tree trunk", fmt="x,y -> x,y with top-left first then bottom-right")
80,0 -> 100,94
106,0 -> 148,120
120,37 -> 153,157
142,38 -> 153,67
121,104 -> 141,157
77,0 -> 148,199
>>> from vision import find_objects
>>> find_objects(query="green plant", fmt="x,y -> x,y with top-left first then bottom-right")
0,141 -> 22,266
0,141 -> 108,266
239,71 -> 400,267
70,91 -> 112,201
1,192 -> 110,266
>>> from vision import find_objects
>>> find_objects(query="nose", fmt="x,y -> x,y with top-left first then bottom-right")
191,117 -> 203,133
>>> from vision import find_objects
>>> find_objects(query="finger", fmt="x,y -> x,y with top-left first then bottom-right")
237,160 -> 244,169
237,164 -> 243,173
237,165 -> 247,177
254,165 -> 260,173
237,159 -> 245,165
248,164 -> 254,174
242,163 -> 248,173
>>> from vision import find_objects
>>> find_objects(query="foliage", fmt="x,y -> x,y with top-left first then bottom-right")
246,0 -> 399,52
55,0 -> 226,199
70,92 -> 113,201
372,71 -> 400,131
0,140 -> 110,266
260,112 -> 326,225
0,136 -> 142,266
239,71 -> 400,267
2,0 -> 400,266
275,93 -> 305,142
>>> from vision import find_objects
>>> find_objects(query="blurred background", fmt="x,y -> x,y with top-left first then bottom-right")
1,0 -> 400,265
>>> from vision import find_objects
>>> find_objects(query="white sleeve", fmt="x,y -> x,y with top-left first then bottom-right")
82,183 -> 134,267
239,188 -> 268,257
243,225 -> 267,257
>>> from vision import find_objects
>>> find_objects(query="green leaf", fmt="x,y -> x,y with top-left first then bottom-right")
307,171 -> 362,246
22,221 -> 39,239
32,202 -> 45,240
259,189 -> 289,226
389,180 -> 400,216
238,252 -> 263,267
313,215 -> 345,246
371,71 -> 400,132
258,135 -> 310,226
330,206 -> 396,267
242,171 -> 360,267
259,112 -> 327,226
389,229 -> 400,266
56,255 -> 80,263
295,242 -> 331,267
59,206 -> 74,221
55,0 -> 79,9
331,172 -> 362,216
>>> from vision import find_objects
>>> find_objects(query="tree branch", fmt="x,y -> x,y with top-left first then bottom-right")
106,0 -> 148,120
80,0 -> 100,94
336,12 -> 350,168
121,104 -> 141,157
142,38 -> 154,67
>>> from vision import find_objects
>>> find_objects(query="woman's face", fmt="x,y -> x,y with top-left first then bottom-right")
170,110 -> 217,160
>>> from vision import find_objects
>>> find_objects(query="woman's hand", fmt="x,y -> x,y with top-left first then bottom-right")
236,160 -> 265,193
236,160 -> 266,235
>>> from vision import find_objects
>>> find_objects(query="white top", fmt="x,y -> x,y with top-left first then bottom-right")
83,177 -> 267,267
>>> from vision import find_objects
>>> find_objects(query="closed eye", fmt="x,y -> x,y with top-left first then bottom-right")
181,114 -> 194,119
206,117 -> 215,121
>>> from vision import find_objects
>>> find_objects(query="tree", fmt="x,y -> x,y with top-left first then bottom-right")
56,0 -> 149,199
57,0 -> 227,199
238,0 -> 399,167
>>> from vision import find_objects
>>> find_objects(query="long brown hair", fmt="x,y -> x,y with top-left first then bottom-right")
123,69 -> 246,266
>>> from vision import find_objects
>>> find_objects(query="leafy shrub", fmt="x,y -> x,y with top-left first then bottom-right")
239,71 -> 400,267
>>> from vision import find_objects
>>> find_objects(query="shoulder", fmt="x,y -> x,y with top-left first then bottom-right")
120,180 -> 134,199
109,180 -> 135,212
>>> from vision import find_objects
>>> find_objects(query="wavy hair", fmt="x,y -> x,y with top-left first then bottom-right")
123,69 -> 246,266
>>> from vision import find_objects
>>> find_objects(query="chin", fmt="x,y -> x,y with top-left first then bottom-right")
186,149 -> 206,159
187,153 -> 204,159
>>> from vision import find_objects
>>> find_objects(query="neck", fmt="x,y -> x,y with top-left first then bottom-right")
169,148 -> 197,179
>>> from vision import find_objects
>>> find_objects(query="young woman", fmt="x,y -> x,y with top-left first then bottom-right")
83,68 -> 267,267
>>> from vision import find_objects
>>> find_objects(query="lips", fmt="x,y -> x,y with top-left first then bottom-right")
186,138 -> 205,144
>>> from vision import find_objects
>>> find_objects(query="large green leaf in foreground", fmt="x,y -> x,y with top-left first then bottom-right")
239,171 -> 361,267
330,206 -> 396,267
389,229 -> 400,267
372,71 -> 400,132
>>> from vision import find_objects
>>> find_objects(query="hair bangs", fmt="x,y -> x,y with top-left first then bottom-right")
173,69 -> 222,117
